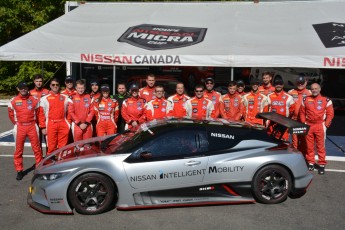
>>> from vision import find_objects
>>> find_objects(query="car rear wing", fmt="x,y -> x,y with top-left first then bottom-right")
256,112 -> 310,138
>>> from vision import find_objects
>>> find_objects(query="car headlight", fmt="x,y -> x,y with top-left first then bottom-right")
37,173 -> 63,181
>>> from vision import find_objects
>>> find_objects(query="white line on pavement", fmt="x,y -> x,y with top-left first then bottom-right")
0,130 -> 12,138
0,142 -> 46,147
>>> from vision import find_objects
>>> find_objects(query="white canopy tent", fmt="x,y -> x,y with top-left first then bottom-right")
0,0 -> 345,68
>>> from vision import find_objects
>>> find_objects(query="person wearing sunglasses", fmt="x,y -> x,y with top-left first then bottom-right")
38,78 -> 71,155
185,84 -> 215,120
61,75 -> 76,99
8,81 -> 43,180
203,77 -> 221,118
288,75 -> 311,155
266,77 -> 295,141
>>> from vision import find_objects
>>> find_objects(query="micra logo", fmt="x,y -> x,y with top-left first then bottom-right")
324,57 -> 345,67
210,133 -> 235,139
118,24 -> 207,50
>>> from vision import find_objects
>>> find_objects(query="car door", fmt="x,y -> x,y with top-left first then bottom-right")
123,128 -> 209,189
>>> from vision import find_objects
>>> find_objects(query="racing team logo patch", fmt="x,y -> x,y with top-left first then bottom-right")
313,22 -> 345,48
118,24 -> 207,50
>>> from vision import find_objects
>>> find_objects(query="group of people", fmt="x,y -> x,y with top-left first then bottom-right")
8,71 -> 334,180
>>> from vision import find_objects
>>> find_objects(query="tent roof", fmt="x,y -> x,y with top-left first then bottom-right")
0,1 -> 345,68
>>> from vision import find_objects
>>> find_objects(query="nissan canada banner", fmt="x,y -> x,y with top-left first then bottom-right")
118,24 -> 207,50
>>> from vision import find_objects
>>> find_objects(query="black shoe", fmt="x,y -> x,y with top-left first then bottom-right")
16,171 -> 24,181
308,163 -> 315,171
318,165 -> 325,175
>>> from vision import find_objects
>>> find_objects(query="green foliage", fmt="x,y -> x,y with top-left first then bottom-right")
0,0 -> 66,94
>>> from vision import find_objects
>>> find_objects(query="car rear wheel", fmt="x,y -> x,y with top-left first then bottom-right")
68,173 -> 116,215
252,165 -> 291,204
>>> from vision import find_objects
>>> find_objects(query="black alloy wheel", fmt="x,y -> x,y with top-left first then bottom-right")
68,173 -> 116,215
252,165 -> 291,204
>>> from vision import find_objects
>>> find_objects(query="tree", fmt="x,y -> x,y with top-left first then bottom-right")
0,0 -> 65,94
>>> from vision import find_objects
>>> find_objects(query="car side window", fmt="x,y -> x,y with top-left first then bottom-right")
131,129 -> 209,160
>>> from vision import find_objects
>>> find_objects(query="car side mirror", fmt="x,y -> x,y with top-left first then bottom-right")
140,151 -> 153,159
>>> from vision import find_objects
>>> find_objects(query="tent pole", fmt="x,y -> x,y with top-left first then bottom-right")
113,65 -> 116,95
231,67 -> 234,81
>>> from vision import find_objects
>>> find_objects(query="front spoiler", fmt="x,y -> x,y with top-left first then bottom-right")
27,193 -> 73,215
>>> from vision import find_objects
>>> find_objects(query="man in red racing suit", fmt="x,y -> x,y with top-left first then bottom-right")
288,76 -> 311,154
139,73 -> 156,102
68,80 -> 94,141
299,83 -> 334,175
185,84 -> 215,120
122,84 -> 146,129
167,82 -> 190,118
39,78 -> 71,155
220,81 -> 245,121
8,81 -> 43,180
145,85 -> 172,121
242,79 -> 269,125
203,77 -> 221,118
267,78 -> 295,141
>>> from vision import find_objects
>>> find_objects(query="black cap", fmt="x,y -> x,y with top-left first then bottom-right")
237,80 -> 245,87
273,77 -> 284,86
100,84 -> 110,91
205,77 -> 214,83
17,81 -> 28,89
296,75 -> 306,84
129,84 -> 139,91
90,79 -> 99,85
251,78 -> 261,85
65,75 -> 73,81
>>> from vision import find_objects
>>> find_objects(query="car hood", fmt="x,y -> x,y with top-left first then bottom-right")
37,135 -> 118,169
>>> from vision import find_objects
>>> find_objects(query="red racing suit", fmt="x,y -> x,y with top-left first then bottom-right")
219,93 -> 245,121
185,96 -> 215,120
139,86 -> 156,102
258,85 -> 275,96
300,95 -> 334,165
267,91 -> 295,140
30,88 -> 50,150
94,97 -> 119,136
167,94 -> 190,118
242,91 -> 268,125
288,88 -> 311,152
204,90 -> 221,118
68,93 -> 94,141
30,88 -> 50,100
61,88 -> 77,99
39,92 -> 71,155
8,94 -> 43,171
121,96 -> 146,129
145,98 -> 172,121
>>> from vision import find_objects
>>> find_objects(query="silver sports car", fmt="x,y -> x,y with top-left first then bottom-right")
28,112 -> 313,215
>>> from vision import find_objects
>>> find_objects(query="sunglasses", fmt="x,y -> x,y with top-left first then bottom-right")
195,90 -> 204,92
206,82 -> 214,85
51,84 -> 60,87
65,81 -> 73,84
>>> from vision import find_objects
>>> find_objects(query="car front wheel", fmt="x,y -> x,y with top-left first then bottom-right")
68,173 -> 116,215
252,165 -> 291,204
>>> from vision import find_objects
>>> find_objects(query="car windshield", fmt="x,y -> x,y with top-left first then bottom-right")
104,124 -> 155,154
